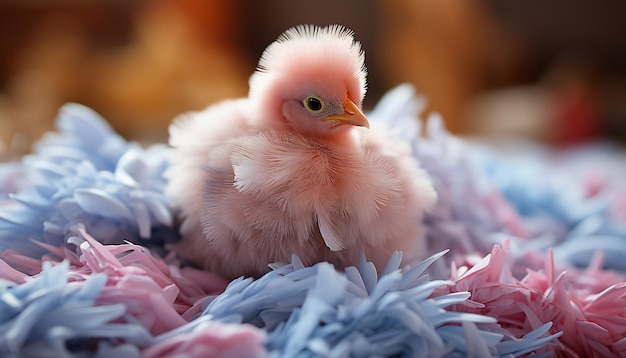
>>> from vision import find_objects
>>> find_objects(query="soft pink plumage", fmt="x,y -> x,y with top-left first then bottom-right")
166,25 -> 436,279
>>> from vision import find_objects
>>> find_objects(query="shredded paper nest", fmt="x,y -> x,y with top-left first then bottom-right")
1,85 -> 626,357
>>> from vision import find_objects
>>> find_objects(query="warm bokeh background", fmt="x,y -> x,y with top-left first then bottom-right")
1,0 -> 625,159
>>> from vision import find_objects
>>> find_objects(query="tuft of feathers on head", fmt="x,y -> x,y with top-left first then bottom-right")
274,24 -> 355,44
252,24 -> 367,103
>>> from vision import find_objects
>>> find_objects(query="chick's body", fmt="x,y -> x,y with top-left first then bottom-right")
166,25 -> 436,279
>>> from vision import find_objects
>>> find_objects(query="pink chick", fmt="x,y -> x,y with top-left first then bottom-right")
166,25 -> 437,279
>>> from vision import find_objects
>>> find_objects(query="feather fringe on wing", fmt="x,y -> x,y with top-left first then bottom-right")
2,88 -> 626,356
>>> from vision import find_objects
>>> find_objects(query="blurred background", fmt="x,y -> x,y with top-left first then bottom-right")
1,0 -> 625,159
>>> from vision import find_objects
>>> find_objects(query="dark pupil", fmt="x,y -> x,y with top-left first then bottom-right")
307,97 -> 322,111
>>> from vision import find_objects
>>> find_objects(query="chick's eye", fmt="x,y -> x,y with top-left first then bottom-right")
303,96 -> 325,114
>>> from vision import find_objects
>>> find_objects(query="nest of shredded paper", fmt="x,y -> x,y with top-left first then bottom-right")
2,85 -> 626,357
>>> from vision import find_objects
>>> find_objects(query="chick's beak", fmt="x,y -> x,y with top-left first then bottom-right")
323,98 -> 370,128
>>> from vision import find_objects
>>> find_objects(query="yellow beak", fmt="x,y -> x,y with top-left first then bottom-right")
323,98 -> 370,128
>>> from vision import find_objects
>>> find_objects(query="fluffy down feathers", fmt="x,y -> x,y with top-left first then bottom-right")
166,25 -> 436,279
